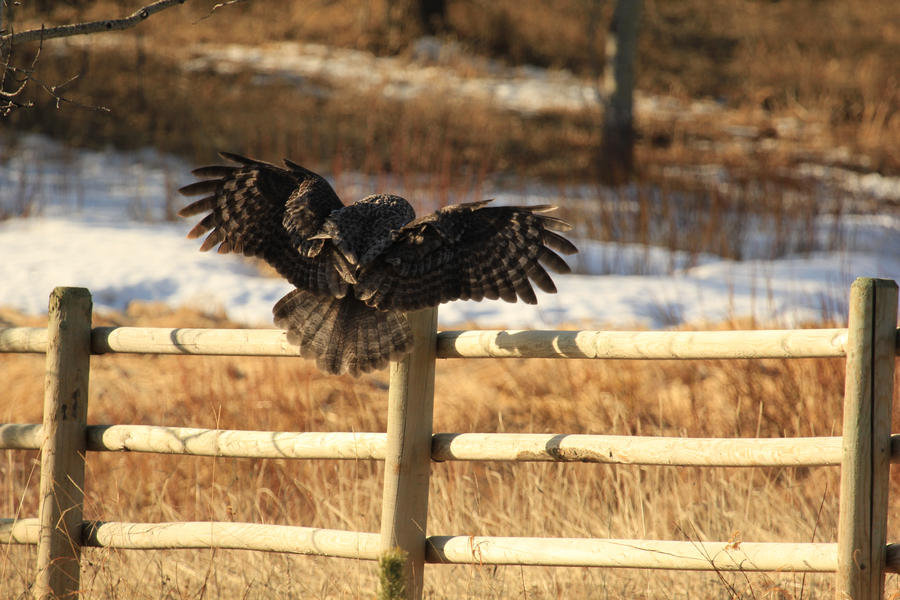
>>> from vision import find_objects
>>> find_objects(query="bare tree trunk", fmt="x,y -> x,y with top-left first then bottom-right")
418,0 -> 446,36
598,0 -> 642,185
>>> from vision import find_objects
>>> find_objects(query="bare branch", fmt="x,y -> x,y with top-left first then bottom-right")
196,0 -> 249,23
4,61 -> 111,112
1,26 -> 110,116
0,0 -> 187,48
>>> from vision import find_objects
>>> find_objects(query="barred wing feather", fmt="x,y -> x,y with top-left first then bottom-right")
177,152 -> 347,297
355,202 -> 577,312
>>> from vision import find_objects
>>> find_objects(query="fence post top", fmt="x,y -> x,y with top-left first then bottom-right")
49,287 -> 93,310
50,286 -> 92,297
851,277 -> 899,290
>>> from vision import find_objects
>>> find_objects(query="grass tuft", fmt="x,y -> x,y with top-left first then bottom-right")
378,548 -> 408,600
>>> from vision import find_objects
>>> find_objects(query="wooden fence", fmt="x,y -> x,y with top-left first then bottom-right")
0,277 -> 898,599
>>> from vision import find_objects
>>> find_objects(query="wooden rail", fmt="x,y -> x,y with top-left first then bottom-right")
437,328 -> 850,359
5,515 -> 900,576
0,517 -> 842,571
0,423 -> 864,466
0,325 -> 850,359
1,279 -> 898,599
0,518 -> 381,558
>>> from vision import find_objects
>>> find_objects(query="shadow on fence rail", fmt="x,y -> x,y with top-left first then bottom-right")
0,278 -> 898,599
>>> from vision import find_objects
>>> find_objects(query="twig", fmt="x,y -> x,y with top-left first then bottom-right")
1,30 -> 110,115
2,63 -> 110,113
195,0 -> 249,23
0,0 -> 187,48
0,24 -> 40,116
0,1 -> 187,115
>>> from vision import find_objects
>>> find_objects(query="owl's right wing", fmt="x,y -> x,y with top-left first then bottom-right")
178,152 -> 348,297
355,201 -> 577,312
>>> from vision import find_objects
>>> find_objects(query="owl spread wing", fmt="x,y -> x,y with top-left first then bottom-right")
354,201 -> 578,311
177,152 -> 348,297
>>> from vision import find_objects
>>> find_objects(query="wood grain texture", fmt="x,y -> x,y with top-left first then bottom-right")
0,325 -> 855,359
426,536 -> 837,571
0,424 -> 43,449
5,426 -> 881,468
869,280 -> 898,599
82,521 -> 380,558
0,518 -> 379,558
836,278 -> 898,600
837,279 -> 875,600
431,433 -> 844,466
0,425 -> 861,467
86,426 -> 386,459
0,518 -> 40,544
437,328 -> 849,359
3,517 -> 845,574
35,287 -> 92,600
380,307 -> 438,600
91,326 -> 298,356
0,327 -> 47,353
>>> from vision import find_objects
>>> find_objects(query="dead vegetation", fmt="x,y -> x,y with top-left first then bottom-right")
2,305 -> 899,598
2,0 -> 896,265
4,0 -> 898,179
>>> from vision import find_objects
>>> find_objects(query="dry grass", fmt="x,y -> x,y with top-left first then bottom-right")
5,42 -> 600,182
6,0 -> 899,178
3,306 -> 899,598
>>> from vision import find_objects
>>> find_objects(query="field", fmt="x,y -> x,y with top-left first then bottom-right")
4,0 -> 898,269
2,0 -> 900,597
2,306 -> 897,598
6,0 -> 899,181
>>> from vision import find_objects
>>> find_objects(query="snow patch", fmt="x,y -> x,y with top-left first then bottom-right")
2,134 -> 899,329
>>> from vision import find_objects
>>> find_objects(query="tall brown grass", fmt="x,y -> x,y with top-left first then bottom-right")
6,0 -> 899,177
3,306 -> 899,598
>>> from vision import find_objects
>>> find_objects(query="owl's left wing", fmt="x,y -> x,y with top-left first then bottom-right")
354,201 -> 577,311
177,152 -> 348,298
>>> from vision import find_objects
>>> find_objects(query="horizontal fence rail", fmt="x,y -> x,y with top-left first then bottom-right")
13,423 -> 900,467
437,328 -> 850,359
0,518 -> 380,559
0,424 -> 390,458
0,424 -> 382,459
0,326 -> 854,359
11,518 -> 898,574
84,426 -> 386,459
425,537 -> 839,572
430,432 -> 845,466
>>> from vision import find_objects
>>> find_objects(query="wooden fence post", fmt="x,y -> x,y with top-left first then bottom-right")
380,307 -> 438,600
836,278 -> 898,600
34,287 -> 92,600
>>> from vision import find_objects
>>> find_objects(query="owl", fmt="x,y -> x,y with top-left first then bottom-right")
179,153 -> 577,375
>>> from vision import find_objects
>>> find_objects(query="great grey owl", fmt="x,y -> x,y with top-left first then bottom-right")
179,152 -> 577,376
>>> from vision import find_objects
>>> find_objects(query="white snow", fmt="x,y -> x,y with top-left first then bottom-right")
181,40 -> 601,116
2,134 -> 899,330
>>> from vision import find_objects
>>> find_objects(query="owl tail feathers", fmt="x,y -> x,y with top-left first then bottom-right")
273,289 -> 413,376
